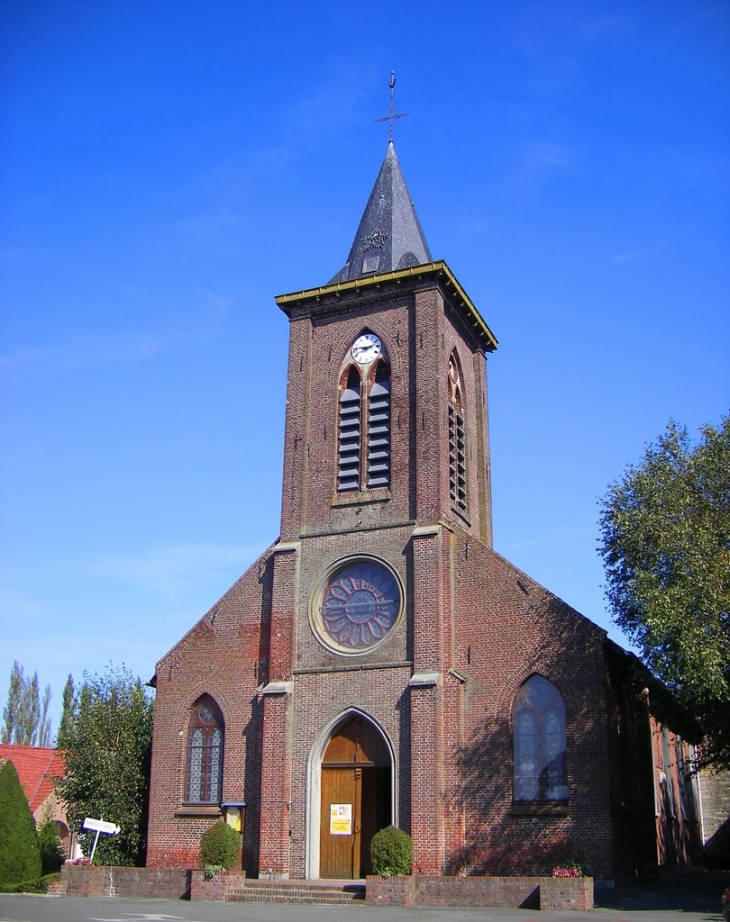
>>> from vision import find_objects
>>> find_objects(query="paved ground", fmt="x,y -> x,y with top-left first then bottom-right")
0,872 -> 727,922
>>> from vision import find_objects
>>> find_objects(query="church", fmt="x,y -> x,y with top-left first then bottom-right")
146,137 -> 702,882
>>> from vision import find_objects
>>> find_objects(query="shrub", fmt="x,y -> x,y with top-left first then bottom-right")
370,825 -> 412,877
37,809 -> 65,873
199,822 -> 240,871
0,872 -> 58,894
0,760 -> 42,887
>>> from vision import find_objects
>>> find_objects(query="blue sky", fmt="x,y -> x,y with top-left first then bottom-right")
1,0 -> 728,734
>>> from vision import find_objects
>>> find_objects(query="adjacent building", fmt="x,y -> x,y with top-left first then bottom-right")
0,744 -> 71,858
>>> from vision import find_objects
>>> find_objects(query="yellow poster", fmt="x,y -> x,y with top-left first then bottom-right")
329,803 -> 352,835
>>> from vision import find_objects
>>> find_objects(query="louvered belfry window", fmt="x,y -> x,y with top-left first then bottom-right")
448,354 -> 467,511
337,342 -> 391,494
185,696 -> 224,804
337,366 -> 362,491
367,362 -> 391,488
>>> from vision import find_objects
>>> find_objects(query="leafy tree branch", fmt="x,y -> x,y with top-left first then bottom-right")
599,415 -> 730,769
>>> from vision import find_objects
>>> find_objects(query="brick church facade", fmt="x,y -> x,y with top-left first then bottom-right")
146,142 -> 702,881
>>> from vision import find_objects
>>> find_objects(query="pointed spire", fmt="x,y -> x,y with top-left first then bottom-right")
328,142 -> 432,285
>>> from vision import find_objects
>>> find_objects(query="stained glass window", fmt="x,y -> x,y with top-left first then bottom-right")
512,676 -> 567,802
185,696 -> 224,803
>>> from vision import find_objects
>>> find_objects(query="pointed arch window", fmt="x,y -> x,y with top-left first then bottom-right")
512,675 -> 567,802
448,354 -> 467,512
337,341 -> 391,493
338,366 -> 362,492
367,362 -> 391,488
185,696 -> 224,804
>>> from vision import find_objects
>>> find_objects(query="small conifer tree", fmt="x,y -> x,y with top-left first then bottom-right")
37,803 -> 65,872
0,760 -> 42,887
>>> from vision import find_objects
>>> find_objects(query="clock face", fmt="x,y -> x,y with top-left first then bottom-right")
313,558 -> 402,653
351,333 -> 382,365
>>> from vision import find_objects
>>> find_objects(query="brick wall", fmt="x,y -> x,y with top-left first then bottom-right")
451,533 -> 615,878
366,874 -> 593,911
146,547 -> 274,873
189,869 -> 247,901
62,865 -> 190,899
700,768 -> 730,867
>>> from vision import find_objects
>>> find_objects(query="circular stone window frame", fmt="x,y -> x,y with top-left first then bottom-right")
309,554 -> 405,657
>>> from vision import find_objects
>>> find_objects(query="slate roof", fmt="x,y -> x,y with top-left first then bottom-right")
329,141 -> 432,284
0,744 -> 64,812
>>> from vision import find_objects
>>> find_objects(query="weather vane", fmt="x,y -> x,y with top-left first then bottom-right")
374,70 -> 409,143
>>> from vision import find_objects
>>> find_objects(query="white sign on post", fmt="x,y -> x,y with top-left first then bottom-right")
83,818 -> 121,835
82,817 -> 120,861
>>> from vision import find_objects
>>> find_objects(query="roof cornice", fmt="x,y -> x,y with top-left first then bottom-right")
275,260 -> 498,353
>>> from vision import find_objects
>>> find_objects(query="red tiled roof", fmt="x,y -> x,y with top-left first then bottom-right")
0,744 -> 65,811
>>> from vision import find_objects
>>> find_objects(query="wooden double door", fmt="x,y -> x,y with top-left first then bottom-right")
319,716 -> 392,880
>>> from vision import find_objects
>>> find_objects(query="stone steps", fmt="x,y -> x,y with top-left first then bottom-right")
228,880 -> 366,905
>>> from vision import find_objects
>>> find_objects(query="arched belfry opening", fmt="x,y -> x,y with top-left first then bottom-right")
307,711 -> 394,880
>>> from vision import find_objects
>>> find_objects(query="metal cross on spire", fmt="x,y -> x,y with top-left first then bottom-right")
374,70 -> 409,142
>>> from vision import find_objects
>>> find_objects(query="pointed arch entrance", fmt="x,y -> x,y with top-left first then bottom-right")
307,710 -> 394,880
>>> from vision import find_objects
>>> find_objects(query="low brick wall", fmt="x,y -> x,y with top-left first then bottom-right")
540,877 -> 594,911
366,875 -> 593,911
189,869 -> 247,901
61,865 -> 191,899
58,866 -> 591,910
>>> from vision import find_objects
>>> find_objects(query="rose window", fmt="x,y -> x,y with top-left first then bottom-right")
314,559 -> 402,653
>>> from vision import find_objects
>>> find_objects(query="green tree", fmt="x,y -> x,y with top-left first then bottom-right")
0,760 -> 42,887
16,672 -> 40,745
1,663 -> 52,746
599,415 -> 730,768
54,666 -> 153,866
38,685 -> 52,748
57,674 -> 76,750
1,662 -> 24,744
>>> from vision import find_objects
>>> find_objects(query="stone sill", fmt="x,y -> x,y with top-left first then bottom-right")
175,805 -> 222,818
510,801 -> 570,817
332,488 -> 390,507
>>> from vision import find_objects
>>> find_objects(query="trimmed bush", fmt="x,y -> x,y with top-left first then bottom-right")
199,821 -> 240,871
370,825 -> 412,877
0,872 -> 58,894
0,760 -> 42,887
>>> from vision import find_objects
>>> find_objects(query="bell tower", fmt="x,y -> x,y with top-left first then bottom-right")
251,141 -> 499,878
275,141 -> 498,546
